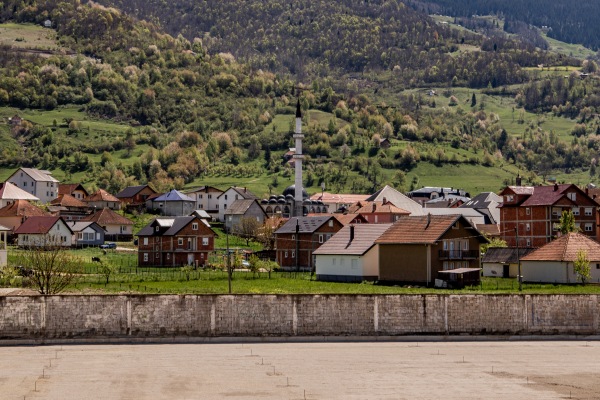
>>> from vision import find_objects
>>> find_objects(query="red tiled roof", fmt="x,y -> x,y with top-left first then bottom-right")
84,189 -> 120,203
521,232 -> 600,261
14,216 -> 67,234
51,194 -> 88,208
376,214 -> 467,244
82,207 -> 133,225
0,200 -> 47,217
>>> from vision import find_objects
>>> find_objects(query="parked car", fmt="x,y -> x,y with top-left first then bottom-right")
100,242 -> 117,249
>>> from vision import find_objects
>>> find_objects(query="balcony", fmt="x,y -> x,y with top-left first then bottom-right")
438,250 -> 479,260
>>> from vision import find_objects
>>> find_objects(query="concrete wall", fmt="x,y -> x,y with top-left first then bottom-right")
1,294 -> 600,340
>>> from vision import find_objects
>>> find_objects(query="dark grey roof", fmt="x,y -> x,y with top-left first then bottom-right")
68,221 -> 106,233
153,190 -> 194,202
116,185 -> 153,198
275,216 -> 334,234
137,216 -> 197,236
217,187 -> 258,200
313,224 -> 392,256
224,199 -> 265,216
482,247 -> 537,264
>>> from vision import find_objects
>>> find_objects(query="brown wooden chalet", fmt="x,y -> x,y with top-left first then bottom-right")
375,214 -> 488,285
275,216 -> 343,271
500,183 -> 599,247
136,216 -> 215,267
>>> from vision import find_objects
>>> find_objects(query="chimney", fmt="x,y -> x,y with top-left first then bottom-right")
349,225 -> 355,243
515,174 -> 522,187
554,183 -> 558,192
372,203 -> 376,213
383,197 -> 387,205
244,187 -> 247,192
425,213 -> 431,229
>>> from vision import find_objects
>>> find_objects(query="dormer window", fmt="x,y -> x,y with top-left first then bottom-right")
155,226 -> 159,232
505,195 -> 514,202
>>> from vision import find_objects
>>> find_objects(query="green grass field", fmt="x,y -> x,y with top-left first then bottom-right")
0,22 -> 62,51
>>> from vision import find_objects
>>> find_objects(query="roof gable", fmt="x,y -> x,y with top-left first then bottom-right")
14,216 -> 72,234
82,207 -> 133,225
116,185 -> 156,198
152,189 -> 194,202
58,183 -> 89,197
12,168 -> 59,183
84,189 -> 120,203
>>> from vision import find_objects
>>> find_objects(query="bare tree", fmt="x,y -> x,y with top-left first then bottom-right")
15,242 -> 82,294
256,217 -> 284,250
234,217 -> 261,246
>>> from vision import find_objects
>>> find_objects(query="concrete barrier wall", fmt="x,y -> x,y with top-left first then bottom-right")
0,294 -> 599,339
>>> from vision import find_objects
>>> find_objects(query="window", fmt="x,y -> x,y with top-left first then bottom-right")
228,216 -> 232,222
224,204 -> 227,210
291,251 -> 295,258
166,253 -> 170,260
23,182 -> 27,187
462,240 -> 469,250
319,234 -> 324,243
192,223 -> 198,230
443,241 -> 448,250
585,224 -> 593,232
78,233 -> 83,240
178,238 -> 184,245
202,237 -> 209,246
225,195 -> 228,200
199,195 -> 203,199
284,251 -> 288,258
143,253 -> 148,262
208,195 -> 212,199
328,220 -> 333,227
585,208 -> 593,216
155,226 -> 159,232
596,264 -> 600,270
526,239 -> 531,247
526,208 -> 530,215
526,223 -> 530,232
552,208 -> 561,216
199,204 -> 203,209
573,207 -> 580,216
143,238 -> 148,245
155,245 -> 159,251
505,195 -> 513,202
332,258 -> 336,265
292,234 -> 295,240
443,261 -> 448,270
567,192 -> 576,201
156,253 -> 159,258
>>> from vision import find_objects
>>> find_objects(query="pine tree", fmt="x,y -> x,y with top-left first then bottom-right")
471,93 -> 477,107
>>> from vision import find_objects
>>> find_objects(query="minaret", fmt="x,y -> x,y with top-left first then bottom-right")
293,99 -> 304,217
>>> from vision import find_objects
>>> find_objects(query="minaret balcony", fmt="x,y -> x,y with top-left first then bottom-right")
292,154 -> 304,159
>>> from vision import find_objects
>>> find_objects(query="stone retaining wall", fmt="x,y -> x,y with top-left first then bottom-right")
0,294 -> 598,339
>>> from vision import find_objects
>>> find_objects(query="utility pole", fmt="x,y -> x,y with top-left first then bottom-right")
515,227 -> 522,291
226,228 -> 232,294
295,219 -> 300,273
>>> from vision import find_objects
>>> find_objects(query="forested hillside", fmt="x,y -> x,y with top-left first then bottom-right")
410,0 -> 600,51
1,0 -> 600,196
88,0 -> 569,89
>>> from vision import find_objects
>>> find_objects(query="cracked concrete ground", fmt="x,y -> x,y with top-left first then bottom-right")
2,341 -> 599,399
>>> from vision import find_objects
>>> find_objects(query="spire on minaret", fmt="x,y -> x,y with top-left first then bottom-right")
296,98 -> 302,118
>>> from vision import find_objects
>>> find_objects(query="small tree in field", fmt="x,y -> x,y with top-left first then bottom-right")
15,241 -> 82,294
98,260 -> 117,285
574,249 -> 591,285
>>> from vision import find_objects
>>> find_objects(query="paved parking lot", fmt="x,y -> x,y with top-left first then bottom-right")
2,340 -> 599,399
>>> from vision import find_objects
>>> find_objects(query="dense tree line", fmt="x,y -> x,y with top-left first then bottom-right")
88,0 -> 569,89
409,0 -> 600,51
